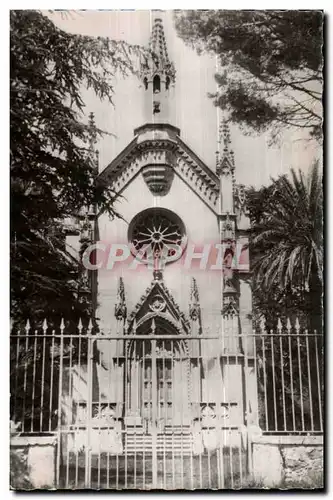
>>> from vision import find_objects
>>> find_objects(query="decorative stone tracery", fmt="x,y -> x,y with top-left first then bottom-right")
128,207 -> 187,264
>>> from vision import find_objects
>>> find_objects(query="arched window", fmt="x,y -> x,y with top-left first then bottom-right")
166,76 -> 170,91
153,75 -> 161,93
143,77 -> 148,90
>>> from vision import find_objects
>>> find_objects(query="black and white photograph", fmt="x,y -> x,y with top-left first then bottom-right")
9,9 -> 324,490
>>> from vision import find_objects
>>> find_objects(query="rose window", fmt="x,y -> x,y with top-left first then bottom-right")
128,208 -> 186,264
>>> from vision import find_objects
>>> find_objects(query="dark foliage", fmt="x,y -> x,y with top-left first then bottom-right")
174,10 -> 323,142
10,10 -> 144,320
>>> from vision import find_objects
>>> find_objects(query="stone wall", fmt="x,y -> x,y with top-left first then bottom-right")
11,432 -> 323,489
10,435 -> 57,490
252,435 -> 323,488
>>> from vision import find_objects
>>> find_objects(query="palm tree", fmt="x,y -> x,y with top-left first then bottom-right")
249,162 -> 323,332
248,163 -> 323,431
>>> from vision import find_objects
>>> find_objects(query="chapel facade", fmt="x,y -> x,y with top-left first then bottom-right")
64,14 -> 257,454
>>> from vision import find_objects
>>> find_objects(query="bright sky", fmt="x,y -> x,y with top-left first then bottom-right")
46,9 -> 321,188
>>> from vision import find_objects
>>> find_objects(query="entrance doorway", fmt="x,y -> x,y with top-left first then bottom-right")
125,318 -> 192,433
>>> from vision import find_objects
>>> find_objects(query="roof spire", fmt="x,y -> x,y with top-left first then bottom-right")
141,12 -> 176,84
140,12 -> 176,123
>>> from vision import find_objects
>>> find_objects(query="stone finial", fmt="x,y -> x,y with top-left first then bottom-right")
88,112 -> 97,147
88,111 -> 99,169
216,118 -> 235,177
220,119 -> 231,153
114,277 -> 127,321
189,278 -> 201,321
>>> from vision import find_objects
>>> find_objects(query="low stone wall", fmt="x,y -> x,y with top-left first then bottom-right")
10,435 -> 57,490
252,435 -> 323,488
10,432 -> 323,489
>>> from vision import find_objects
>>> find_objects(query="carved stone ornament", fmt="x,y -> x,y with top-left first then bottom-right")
155,345 -> 173,357
220,406 -> 230,420
217,156 -> 234,177
149,294 -> 166,313
141,163 -> 174,195
221,214 -> 236,241
201,405 -> 216,427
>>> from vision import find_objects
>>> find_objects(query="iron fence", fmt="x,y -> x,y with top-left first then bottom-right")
10,318 -> 323,489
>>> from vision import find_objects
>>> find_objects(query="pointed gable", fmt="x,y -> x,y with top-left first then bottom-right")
127,276 -> 190,333
98,123 -> 220,214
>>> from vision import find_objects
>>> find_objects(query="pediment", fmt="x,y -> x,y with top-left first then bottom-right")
98,125 -> 220,214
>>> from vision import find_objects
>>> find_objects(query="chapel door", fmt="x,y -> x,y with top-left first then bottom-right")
141,339 -> 173,430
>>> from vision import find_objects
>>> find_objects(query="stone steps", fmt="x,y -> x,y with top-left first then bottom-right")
124,429 -> 193,454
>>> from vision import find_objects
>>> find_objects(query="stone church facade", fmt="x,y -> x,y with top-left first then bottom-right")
63,15 -> 257,456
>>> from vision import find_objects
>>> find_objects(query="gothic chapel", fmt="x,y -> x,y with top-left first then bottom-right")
64,14 -> 258,457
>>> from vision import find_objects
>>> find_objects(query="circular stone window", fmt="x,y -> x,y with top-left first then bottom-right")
128,208 -> 187,264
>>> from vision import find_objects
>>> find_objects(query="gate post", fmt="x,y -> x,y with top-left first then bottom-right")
151,338 -> 158,488
56,322 -> 64,487
85,336 -> 93,488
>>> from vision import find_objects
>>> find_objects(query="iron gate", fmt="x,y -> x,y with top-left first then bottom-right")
55,331 -> 249,489
11,319 -> 324,489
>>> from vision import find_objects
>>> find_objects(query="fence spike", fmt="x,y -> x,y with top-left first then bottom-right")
260,316 -> 266,333
286,318 -> 292,333
42,318 -> 48,333
87,318 -> 93,334
277,318 -> 282,333
25,319 -> 31,334
60,318 -> 65,333
295,317 -> 300,333
124,320 -> 129,334
133,318 -> 137,334
151,318 -> 156,334
78,317 -> 83,333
